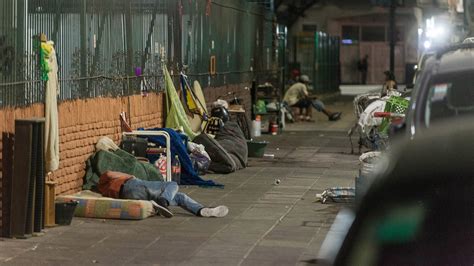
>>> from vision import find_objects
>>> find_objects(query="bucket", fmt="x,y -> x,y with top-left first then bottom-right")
247,140 -> 268,158
55,201 -> 78,225
356,151 -> 382,203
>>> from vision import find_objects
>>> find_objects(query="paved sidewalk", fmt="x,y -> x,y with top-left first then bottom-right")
0,98 -> 359,265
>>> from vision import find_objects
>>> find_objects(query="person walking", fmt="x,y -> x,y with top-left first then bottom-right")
97,171 -> 229,218
358,55 -> 369,85
283,75 -> 342,122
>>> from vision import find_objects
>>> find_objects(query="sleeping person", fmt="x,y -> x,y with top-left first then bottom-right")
97,171 -> 228,218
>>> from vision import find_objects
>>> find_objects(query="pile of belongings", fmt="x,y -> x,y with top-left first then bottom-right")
84,65 -> 250,190
162,65 -> 248,175
349,90 -> 409,152
83,137 -> 164,191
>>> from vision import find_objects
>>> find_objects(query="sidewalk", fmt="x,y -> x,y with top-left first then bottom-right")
0,97 -> 359,265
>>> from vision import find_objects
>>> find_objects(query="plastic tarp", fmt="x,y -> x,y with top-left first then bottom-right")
163,65 -> 198,140
358,99 -> 386,134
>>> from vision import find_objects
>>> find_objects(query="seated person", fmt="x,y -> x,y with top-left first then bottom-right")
97,171 -> 228,218
283,75 -> 341,122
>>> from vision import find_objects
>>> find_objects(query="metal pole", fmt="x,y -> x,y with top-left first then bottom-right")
16,0 -> 26,103
389,0 -> 396,74
80,0 -> 88,95
125,0 -> 134,76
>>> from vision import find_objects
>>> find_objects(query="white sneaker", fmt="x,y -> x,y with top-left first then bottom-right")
200,206 -> 229,218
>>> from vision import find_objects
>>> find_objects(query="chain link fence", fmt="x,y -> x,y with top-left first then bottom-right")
0,0 -> 276,108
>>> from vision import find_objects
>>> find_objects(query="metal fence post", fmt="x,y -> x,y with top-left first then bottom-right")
125,0 -> 134,76
16,0 -> 27,104
80,0 -> 88,96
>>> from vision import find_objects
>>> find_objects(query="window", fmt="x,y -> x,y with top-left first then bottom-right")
424,71 -> 474,126
361,26 -> 386,42
342,26 -> 359,45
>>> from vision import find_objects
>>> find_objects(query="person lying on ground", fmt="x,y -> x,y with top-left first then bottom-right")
283,75 -> 342,122
97,171 -> 229,218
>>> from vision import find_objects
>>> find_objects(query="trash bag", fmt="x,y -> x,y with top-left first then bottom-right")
316,187 -> 355,204
193,133 -> 237,174
189,152 -> 211,175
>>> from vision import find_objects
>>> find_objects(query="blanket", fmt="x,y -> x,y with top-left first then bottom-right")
193,121 -> 247,174
193,133 -> 236,174
214,121 -> 248,170
83,149 -> 163,190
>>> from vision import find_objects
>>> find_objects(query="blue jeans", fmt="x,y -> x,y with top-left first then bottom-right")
291,99 -> 325,112
121,178 -> 204,215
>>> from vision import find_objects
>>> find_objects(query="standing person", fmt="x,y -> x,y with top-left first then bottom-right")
382,70 -> 397,96
283,75 -> 342,122
358,55 -> 369,84
98,171 -> 229,218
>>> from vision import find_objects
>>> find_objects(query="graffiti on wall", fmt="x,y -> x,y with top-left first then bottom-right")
0,36 -> 15,76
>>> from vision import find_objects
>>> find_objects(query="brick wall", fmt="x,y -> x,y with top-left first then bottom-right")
53,93 -> 164,195
0,93 -> 163,231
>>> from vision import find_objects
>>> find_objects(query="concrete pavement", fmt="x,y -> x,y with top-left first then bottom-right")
0,97 -> 359,265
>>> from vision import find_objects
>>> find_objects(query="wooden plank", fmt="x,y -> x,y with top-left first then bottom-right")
10,121 -> 33,238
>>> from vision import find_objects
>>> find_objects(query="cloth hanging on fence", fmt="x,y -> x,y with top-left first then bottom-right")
44,40 -> 60,172
163,65 -> 198,140
140,128 -> 223,187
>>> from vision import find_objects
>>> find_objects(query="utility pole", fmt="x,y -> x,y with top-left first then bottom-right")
389,0 -> 396,73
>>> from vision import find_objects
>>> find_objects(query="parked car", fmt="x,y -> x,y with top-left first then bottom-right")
397,41 -> 474,139
318,119 -> 474,265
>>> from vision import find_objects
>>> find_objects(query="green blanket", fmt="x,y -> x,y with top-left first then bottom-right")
83,149 -> 163,190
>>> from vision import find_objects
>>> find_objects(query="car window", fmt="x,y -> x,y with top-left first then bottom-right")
424,72 -> 474,126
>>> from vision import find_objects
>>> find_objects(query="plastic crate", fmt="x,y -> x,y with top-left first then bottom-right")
379,96 -> 409,134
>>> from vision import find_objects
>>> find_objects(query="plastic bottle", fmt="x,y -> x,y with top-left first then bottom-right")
171,155 -> 181,184
252,115 -> 262,138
